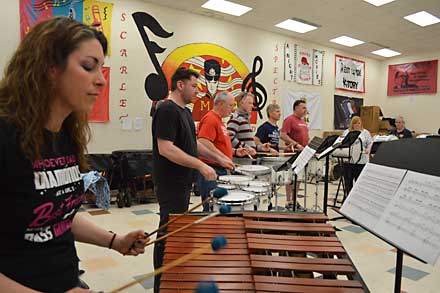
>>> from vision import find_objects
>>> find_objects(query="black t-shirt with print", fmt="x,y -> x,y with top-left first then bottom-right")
0,119 -> 83,292
152,100 -> 198,185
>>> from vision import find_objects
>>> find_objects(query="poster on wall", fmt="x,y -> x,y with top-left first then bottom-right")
19,0 -> 113,54
281,89 -> 322,130
89,67 -> 110,122
334,95 -> 363,130
313,49 -> 324,86
335,55 -> 365,93
284,42 -> 294,81
295,45 -> 313,85
387,60 -> 438,96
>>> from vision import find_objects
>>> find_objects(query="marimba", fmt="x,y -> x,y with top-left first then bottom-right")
160,212 -> 369,292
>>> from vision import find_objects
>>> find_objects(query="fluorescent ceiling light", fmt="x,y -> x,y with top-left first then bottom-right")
372,48 -> 401,57
201,0 -> 252,17
275,19 -> 318,34
330,36 -> 365,47
363,0 -> 395,6
404,11 -> 440,27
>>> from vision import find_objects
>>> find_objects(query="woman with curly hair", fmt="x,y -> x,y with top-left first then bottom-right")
0,17 -> 148,292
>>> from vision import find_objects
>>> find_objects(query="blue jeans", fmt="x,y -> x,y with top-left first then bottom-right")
197,165 -> 227,212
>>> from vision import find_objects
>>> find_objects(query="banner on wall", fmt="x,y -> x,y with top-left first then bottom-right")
295,45 -> 313,85
281,89 -> 322,130
333,95 -> 363,130
313,50 -> 324,86
89,67 -> 110,122
387,60 -> 438,96
19,0 -> 113,54
284,42 -> 294,81
335,55 -> 365,93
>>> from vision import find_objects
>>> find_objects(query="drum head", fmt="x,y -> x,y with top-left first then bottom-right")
217,190 -> 255,203
218,175 -> 253,184
235,165 -> 270,176
217,184 -> 236,190
242,186 -> 267,194
247,180 -> 270,187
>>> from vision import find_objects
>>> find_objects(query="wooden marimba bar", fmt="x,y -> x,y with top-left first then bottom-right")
160,212 -> 369,292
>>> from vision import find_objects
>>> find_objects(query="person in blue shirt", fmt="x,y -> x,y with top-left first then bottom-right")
255,103 -> 280,153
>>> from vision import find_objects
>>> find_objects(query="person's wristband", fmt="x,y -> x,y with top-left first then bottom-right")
108,231 -> 117,249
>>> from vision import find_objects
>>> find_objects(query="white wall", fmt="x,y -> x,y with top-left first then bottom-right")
1,0 -> 436,153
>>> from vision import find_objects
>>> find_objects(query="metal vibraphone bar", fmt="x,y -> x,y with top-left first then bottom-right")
160,212 -> 369,292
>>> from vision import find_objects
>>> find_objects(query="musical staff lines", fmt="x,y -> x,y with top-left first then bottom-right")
377,171 -> 440,264
340,163 -> 406,231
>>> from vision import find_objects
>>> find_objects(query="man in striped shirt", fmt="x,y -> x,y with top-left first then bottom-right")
227,92 -> 273,155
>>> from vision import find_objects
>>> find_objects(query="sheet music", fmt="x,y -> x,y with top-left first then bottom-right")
340,163 -> 407,231
291,146 -> 316,175
375,171 -> 440,265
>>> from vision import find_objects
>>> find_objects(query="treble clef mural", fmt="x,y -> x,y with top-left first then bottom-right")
132,12 -> 173,102
241,56 -> 267,119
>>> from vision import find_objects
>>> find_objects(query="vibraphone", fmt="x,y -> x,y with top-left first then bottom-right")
160,212 -> 369,292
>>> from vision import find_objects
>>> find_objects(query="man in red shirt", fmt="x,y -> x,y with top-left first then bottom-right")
197,91 -> 246,211
280,99 -> 309,208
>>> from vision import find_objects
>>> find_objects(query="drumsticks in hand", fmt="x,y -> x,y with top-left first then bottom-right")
109,236 -> 228,293
144,205 -> 232,248
144,187 -> 228,238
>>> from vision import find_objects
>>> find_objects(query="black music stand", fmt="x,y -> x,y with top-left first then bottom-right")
328,130 -> 361,208
314,135 -> 340,215
339,138 -> 440,293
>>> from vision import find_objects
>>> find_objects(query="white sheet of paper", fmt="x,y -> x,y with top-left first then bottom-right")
292,146 -> 316,175
340,163 -> 407,231
375,171 -> 440,265
316,145 -> 334,159
121,117 -> 132,130
133,117 -> 144,131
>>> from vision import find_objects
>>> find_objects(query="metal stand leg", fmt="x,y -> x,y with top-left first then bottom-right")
303,165 -> 307,210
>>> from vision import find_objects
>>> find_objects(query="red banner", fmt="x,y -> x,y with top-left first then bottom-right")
387,60 -> 438,96
89,67 -> 110,123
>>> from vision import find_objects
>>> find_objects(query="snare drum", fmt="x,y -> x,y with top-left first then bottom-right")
260,156 -> 289,168
216,183 -> 236,190
218,175 -> 253,185
235,165 -> 270,176
214,190 -> 257,211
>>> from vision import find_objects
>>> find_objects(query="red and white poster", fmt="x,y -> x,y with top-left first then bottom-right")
387,60 -> 438,96
295,45 -> 313,85
89,67 -> 110,123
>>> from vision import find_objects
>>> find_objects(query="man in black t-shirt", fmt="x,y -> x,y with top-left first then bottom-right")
152,67 -> 232,292
255,103 -> 281,152
390,116 -> 412,139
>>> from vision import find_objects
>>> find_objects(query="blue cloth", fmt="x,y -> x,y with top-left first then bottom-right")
255,121 -> 280,151
197,166 -> 227,212
81,171 -> 110,210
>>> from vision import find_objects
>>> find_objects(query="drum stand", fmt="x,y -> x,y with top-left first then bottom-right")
310,170 -> 322,212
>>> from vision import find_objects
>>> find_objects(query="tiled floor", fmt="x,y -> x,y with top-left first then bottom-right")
77,181 -> 440,293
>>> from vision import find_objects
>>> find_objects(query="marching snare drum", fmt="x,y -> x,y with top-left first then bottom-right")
235,164 -> 271,176
214,190 -> 257,211
218,175 -> 253,185
216,183 -> 236,190
260,156 -> 290,168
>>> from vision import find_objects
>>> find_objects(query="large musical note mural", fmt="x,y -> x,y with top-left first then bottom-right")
133,12 -> 267,123
241,56 -> 268,119
19,0 -> 113,55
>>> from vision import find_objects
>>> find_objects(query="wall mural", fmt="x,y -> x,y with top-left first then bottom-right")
19,0 -> 113,122
133,11 -> 267,124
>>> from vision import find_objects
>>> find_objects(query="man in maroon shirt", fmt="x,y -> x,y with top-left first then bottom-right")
280,100 -> 309,208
